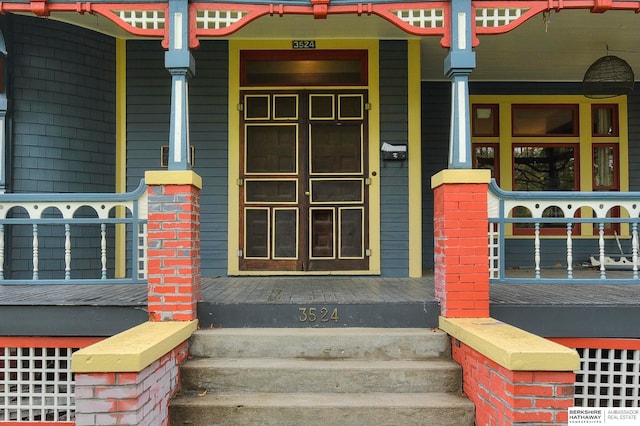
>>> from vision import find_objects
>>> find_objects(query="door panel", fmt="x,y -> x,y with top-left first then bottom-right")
240,90 -> 368,272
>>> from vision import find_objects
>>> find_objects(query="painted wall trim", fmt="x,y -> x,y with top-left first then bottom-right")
71,320 -> 198,373
144,170 -> 203,189
431,169 -> 491,188
407,39 -> 422,278
440,316 -> 580,371
116,38 -> 127,278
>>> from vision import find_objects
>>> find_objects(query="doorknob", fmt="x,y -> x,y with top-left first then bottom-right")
304,191 -> 310,196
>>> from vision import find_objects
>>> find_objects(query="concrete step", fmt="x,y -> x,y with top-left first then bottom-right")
188,328 -> 451,360
169,392 -> 475,426
180,357 -> 463,394
171,328 -> 473,426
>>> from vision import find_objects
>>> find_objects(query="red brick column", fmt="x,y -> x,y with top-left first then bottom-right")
145,171 -> 202,322
451,339 -> 575,425
432,170 -> 491,318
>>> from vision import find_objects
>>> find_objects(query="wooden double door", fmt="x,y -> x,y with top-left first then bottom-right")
239,90 -> 369,272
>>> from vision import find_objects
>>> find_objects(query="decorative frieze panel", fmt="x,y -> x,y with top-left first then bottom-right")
475,7 -> 528,28
391,8 -> 445,29
114,9 -> 165,30
195,9 -> 249,30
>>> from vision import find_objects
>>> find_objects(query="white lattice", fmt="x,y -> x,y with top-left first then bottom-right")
475,8 -> 528,28
575,347 -> 640,407
196,10 -> 248,30
0,347 -> 77,422
138,222 -> 148,280
488,222 -> 500,279
392,9 -> 445,29
116,10 -> 165,30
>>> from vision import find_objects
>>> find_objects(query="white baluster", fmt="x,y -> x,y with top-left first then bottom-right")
534,222 -> 541,279
65,224 -> 71,280
633,223 -> 638,280
101,223 -> 107,279
598,223 -> 606,279
0,224 -> 4,280
32,224 -> 39,280
566,223 -> 573,279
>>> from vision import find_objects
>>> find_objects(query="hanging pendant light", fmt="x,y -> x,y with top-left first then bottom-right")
583,54 -> 635,98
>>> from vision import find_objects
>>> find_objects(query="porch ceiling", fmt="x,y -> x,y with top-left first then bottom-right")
48,7 -> 640,82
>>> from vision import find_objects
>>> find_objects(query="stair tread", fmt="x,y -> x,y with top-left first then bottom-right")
184,357 -> 458,369
193,328 -> 443,336
172,392 -> 474,408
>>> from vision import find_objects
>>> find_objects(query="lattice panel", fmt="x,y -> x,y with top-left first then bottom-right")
488,222 -> 500,279
392,8 -> 445,29
475,8 -> 528,28
575,347 -> 640,407
115,10 -> 165,30
0,347 -> 77,422
196,9 -> 249,30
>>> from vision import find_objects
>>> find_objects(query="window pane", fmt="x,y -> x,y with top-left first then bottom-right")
472,105 -> 498,136
593,146 -> 616,189
473,144 -> 499,183
593,106 -> 617,136
513,146 -> 576,191
512,105 -> 577,136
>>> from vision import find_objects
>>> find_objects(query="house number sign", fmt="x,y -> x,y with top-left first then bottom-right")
292,40 -> 316,49
298,307 -> 339,323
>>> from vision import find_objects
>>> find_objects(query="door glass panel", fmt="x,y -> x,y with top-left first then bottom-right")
245,95 -> 270,120
340,208 -> 363,258
245,125 -> 297,173
245,208 -> 269,258
274,208 -> 298,259
310,123 -> 362,174
274,95 -> 298,120
310,208 -> 335,258
339,95 -> 363,119
310,95 -> 334,119
311,179 -> 362,203
245,180 -> 297,203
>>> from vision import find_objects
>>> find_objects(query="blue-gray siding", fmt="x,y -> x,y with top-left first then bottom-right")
379,41 -> 410,277
126,40 -> 229,277
4,15 -> 116,279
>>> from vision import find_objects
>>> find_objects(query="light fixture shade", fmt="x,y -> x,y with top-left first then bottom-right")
583,55 -> 635,98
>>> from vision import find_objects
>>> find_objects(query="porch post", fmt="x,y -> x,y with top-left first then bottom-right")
145,170 -> 202,321
165,0 -> 194,170
431,0 -> 489,318
445,0 -> 475,169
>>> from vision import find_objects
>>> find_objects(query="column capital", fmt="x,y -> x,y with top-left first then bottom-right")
145,170 -> 203,189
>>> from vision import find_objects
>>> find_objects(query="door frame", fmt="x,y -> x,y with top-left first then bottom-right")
228,39 -> 381,275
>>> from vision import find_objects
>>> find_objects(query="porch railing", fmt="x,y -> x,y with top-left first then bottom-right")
488,180 -> 640,284
0,180 -> 148,285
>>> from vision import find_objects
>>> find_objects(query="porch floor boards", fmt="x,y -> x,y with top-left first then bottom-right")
1,272 -> 639,307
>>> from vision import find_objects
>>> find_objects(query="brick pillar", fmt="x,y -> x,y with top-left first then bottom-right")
145,171 -> 202,321
432,169 -> 491,318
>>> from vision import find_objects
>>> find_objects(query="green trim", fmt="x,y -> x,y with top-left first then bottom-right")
440,316 -> 580,371
71,320 -> 198,373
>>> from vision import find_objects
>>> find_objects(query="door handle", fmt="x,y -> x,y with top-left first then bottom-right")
304,191 -> 310,196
